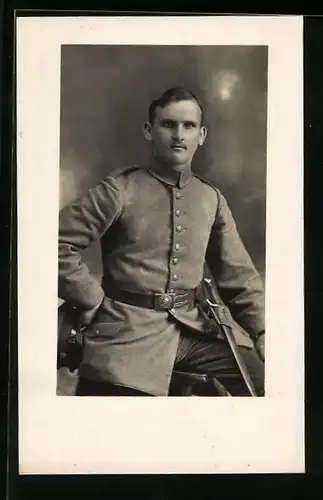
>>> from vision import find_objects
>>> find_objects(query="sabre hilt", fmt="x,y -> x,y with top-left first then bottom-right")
202,278 -> 258,397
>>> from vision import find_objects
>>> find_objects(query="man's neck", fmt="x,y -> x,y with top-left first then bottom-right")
150,153 -> 191,173
146,154 -> 193,188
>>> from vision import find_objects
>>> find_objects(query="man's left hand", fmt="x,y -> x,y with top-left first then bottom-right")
255,333 -> 265,362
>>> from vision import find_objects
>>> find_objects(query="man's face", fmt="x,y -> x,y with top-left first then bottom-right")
144,99 -> 207,168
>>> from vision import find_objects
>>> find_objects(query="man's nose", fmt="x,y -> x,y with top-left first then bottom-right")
172,124 -> 184,141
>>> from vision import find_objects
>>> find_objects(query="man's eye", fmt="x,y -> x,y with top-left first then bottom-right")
184,122 -> 196,129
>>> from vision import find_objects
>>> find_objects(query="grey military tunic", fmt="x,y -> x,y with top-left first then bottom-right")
58,163 -> 265,396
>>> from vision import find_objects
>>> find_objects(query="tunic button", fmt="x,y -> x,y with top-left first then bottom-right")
175,192 -> 181,199
175,209 -> 181,216
176,225 -> 182,232
173,274 -> 178,281
172,257 -> 178,265
175,243 -> 180,250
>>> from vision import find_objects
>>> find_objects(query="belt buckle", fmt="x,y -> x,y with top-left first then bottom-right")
154,293 -> 175,310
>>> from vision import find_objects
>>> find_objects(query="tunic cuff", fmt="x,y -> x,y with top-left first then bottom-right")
60,278 -> 105,312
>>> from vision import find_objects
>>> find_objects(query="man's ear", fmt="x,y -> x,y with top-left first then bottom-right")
143,121 -> 153,141
198,125 -> 208,146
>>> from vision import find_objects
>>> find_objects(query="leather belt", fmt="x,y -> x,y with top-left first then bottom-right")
104,286 -> 196,310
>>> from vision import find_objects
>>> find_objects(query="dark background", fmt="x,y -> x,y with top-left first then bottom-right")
59,45 -> 268,282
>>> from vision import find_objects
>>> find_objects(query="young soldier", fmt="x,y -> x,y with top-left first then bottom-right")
58,87 -> 265,396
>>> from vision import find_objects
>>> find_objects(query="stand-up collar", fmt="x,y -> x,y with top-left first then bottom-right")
145,159 -> 193,188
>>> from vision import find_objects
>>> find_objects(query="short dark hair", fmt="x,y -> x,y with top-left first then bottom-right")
148,86 -> 204,125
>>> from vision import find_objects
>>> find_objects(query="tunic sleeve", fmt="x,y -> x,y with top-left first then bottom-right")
206,189 -> 265,339
58,176 -> 123,310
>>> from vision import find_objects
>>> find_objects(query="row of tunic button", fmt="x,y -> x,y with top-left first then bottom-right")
170,191 -> 183,285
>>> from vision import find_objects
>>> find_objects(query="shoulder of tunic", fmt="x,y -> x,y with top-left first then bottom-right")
192,172 -> 220,197
104,164 -> 144,181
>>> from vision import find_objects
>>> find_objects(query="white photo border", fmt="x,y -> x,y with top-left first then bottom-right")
16,15 -> 304,474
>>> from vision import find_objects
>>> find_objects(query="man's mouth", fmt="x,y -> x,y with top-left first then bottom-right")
171,145 -> 186,150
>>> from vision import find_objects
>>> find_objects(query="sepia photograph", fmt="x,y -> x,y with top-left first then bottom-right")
17,15 -> 304,474
56,44 -> 267,398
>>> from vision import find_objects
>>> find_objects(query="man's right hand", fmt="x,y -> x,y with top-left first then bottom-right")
78,299 -> 103,330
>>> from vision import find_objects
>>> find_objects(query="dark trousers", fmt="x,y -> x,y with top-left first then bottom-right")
76,328 -> 264,397
173,331 -> 264,396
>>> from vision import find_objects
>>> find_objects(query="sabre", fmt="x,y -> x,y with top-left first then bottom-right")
203,278 -> 258,397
